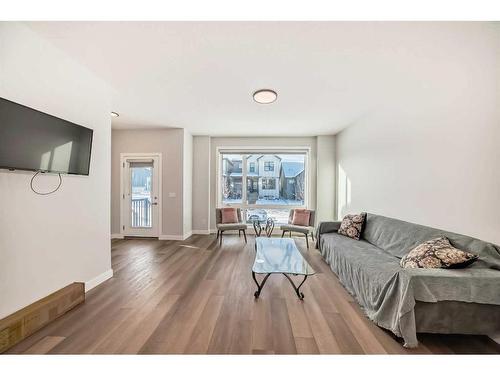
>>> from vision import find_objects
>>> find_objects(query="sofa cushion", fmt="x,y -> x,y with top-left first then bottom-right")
321,232 -> 398,265
338,212 -> 366,240
400,237 -> 478,269
319,232 -> 402,298
362,213 -> 500,269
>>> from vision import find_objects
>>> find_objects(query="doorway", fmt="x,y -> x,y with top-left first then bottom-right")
120,153 -> 162,237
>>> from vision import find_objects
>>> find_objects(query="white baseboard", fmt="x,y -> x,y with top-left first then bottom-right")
192,229 -> 211,235
85,269 -> 113,292
159,231 -> 193,240
159,234 -> 183,240
111,233 -> 124,239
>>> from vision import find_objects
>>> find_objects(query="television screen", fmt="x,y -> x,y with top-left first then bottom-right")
0,97 -> 93,175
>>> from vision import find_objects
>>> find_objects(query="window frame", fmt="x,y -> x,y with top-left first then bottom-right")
264,161 -> 275,172
261,178 -> 276,190
216,147 -> 310,224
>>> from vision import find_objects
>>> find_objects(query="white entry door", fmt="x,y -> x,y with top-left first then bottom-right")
121,154 -> 161,237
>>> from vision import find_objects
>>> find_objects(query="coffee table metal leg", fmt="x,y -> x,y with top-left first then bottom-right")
283,274 -> 308,300
252,271 -> 271,298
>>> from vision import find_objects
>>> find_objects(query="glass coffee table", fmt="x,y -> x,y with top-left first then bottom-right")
252,237 -> 315,300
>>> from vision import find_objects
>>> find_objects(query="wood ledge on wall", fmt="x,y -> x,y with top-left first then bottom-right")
0,282 -> 85,353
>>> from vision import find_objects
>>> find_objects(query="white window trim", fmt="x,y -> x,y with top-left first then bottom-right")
216,146 -> 311,217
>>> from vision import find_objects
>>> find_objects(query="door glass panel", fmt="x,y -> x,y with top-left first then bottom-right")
130,163 -> 153,228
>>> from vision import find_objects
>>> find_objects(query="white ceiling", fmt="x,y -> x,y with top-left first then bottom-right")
25,21 -> 498,136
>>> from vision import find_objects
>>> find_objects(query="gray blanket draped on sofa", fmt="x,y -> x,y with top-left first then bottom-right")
317,213 -> 500,348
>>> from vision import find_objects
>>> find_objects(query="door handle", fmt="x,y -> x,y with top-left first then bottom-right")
151,202 -> 158,206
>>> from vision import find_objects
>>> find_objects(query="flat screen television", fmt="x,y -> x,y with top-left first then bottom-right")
0,97 -> 93,175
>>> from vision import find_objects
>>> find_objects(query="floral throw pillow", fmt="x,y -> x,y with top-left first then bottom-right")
400,237 -> 478,269
338,212 -> 366,240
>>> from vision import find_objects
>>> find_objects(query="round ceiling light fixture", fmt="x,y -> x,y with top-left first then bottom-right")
253,89 -> 277,104
111,111 -> 120,117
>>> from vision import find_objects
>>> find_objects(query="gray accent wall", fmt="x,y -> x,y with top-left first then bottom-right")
192,136 -> 211,233
111,128 -> 186,237
183,130 -> 193,235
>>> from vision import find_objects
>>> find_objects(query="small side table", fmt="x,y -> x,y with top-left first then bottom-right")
253,218 -> 275,237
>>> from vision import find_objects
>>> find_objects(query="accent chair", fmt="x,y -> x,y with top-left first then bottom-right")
280,209 -> 316,249
215,208 -> 248,246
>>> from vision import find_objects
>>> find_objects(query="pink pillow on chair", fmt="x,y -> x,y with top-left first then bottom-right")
292,209 -> 311,227
221,208 -> 239,224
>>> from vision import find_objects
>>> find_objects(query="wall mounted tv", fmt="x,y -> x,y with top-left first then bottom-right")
0,97 -> 93,176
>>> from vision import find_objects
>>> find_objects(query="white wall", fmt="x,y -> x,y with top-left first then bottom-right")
192,136 -> 211,233
0,23 -> 112,318
335,23 -> 500,245
111,129 -> 185,237
316,135 -> 336,224
183,130 -> 193,236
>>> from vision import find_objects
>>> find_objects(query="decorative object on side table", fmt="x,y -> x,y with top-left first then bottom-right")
253,217 -> 275,237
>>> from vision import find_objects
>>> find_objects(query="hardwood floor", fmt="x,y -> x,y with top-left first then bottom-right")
6,234 -> 500,354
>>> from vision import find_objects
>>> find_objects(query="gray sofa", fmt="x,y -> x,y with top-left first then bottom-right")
316,213 -> 500,348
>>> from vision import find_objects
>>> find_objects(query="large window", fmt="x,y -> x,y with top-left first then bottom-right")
219,151 -> 308,224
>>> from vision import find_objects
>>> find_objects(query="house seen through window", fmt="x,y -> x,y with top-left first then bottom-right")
220,152 -> 307,224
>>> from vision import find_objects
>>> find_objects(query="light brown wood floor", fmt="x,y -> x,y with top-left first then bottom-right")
6,234 -> 500,354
